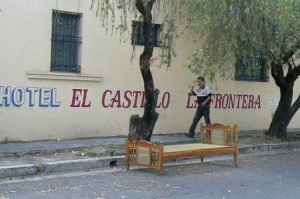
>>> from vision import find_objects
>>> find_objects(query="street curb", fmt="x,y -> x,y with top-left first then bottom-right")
1,142 -> 300,179
0,147 -> 88,158
0,164 -> 37,178
43,156 -> 124,174
239,141 -> 300,153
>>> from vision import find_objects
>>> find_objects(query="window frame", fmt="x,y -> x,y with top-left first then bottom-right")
50,10 -> 82,73
131,21 -> 162,47
235,53 -> 268,82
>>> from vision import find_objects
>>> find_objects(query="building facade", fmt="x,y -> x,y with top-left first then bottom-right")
0,0 -> 299,142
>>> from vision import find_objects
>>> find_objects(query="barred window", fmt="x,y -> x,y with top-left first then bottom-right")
131,21 -> 162,47
51,11 -> 82,73
235,54 -> 268,82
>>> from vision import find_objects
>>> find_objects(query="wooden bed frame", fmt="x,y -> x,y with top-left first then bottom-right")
125,123 -> 239,175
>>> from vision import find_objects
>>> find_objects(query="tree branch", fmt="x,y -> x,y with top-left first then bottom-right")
293,64 -> 300,76
146,0 -> 156,8
136,0 -> 146,16
282,49 -> 296,65
285,60 -> 294,82
271,60 -> 285,87
289,94 -> 300,121
136,0 -> 156,16
287,60 -> 293,74
291,57 -> 296,68
285,54 -> 300,82
286,62 -> 300,82
139,0 -> 156,70
281,40 -> 300,64
282,41 -> 300,82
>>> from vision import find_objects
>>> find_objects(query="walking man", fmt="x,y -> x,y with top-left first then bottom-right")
185,76 -> 212,138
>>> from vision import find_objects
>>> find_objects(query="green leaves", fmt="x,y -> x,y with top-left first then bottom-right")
90,0 -> 182,68
183,0 -> 300,79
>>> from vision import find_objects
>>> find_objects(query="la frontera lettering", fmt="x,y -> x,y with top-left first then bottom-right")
186,93 -> 261,109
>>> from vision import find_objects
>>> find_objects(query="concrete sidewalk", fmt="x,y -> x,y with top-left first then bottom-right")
1,131 -> 300,179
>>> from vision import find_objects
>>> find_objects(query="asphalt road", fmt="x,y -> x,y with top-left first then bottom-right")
0,151 -> 299,199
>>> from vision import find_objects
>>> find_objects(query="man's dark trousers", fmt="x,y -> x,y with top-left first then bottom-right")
189,106 -> 211,135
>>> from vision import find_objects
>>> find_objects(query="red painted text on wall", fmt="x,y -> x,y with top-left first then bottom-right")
102,90 -> 171,109
186,93 -> 261,109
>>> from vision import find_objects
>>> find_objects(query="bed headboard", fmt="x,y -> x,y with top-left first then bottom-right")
200,123 -> 238,146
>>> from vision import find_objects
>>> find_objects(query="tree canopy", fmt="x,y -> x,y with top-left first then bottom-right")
90,0 -> 300,81
184,0 -> 300,80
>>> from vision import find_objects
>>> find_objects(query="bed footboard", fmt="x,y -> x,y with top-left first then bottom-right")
125,139 -> 164,175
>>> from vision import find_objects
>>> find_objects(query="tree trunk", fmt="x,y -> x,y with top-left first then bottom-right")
268,82 -> 294,139
128,0 -> 159,142
267,48 -> 300,139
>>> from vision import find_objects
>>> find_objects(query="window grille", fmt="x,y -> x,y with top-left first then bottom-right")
131,21 -> 162,47
51,11 -> 82,73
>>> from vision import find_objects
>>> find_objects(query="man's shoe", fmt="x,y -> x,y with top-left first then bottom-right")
184,133 -> 194,138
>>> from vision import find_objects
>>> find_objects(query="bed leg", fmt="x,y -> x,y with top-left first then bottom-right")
159,169 -> 164,176
234,150 -> 239,167
125,139 -> 130,171
158,142 -> 164,176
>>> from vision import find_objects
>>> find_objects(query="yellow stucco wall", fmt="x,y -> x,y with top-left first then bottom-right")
0,0 -> 299,141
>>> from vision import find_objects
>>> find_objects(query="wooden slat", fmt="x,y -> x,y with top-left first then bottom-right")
164,143 -> 228,153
